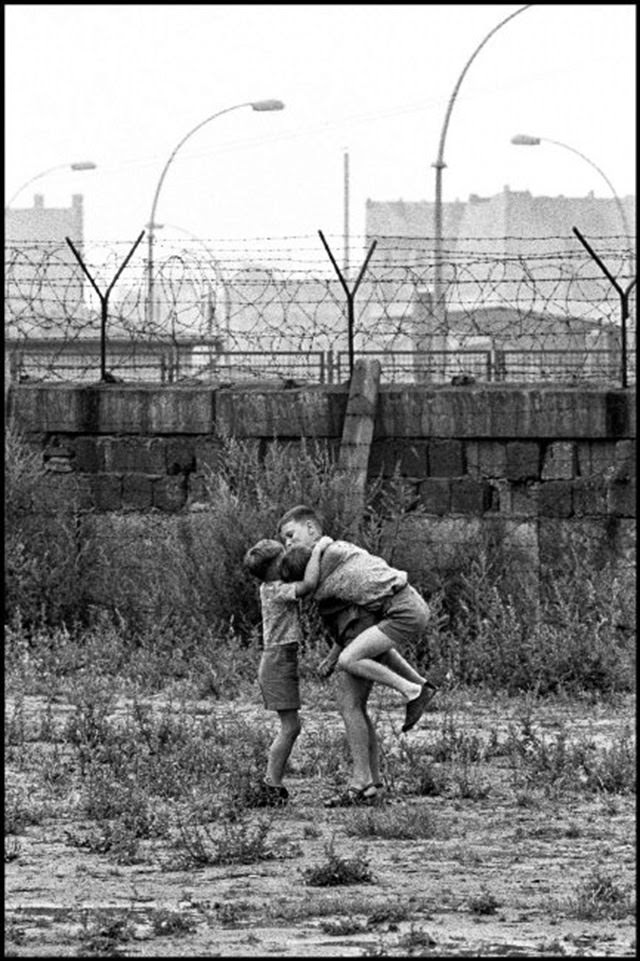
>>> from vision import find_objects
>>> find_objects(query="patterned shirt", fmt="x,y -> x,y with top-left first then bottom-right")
259,581 -> 302,648
313,540 -> 407,611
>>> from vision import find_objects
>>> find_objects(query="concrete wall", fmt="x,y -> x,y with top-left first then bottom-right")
7,382 -> 635,582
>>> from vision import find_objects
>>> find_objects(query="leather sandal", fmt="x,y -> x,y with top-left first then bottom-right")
323,783 -> 378,808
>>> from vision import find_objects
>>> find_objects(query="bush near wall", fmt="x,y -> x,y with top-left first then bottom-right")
4,428 -> 635,696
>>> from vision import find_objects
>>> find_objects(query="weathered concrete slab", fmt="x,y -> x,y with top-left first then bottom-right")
375,387 -> 636,439
215,386 -> 347,437
7,385 -> 216,434
8,384 -> 634,440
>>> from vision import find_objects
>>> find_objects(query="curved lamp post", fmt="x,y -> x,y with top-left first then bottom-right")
432,4 -> 532,325
510,133 -> 632,260
146,99 -> 284,326
5,161 -> 97,208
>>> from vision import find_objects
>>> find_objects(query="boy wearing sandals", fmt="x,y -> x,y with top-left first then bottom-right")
243,535 -> 332,806
278,505 -> 437,807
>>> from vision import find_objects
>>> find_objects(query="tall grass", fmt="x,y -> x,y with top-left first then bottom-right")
5,427 -> 92,627
4,427 -> 635,697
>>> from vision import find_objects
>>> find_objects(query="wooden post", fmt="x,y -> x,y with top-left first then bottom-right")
337,358 -> 381,535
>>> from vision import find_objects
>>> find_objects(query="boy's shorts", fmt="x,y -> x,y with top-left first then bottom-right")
258,643 -> 300,711
375,584 -> 430,648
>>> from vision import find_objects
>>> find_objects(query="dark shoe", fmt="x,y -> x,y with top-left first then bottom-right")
249,782 -> 289,808
323,783 -> 378,808
402,681 -> 437,733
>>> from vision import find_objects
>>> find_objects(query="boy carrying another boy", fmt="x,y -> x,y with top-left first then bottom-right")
278,505 -> 437,806
243,534 -> 332,806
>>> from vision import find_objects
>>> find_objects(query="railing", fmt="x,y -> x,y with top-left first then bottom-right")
188,348 -> 328,384
6,346 -> 328,386
7,345 -> 636,387
335,350 -> 493,384
494,349 -> 630,384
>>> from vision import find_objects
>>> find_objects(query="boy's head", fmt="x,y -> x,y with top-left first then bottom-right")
278,504 -> 323,550
243,538 -> 284,581
280,545 -> 313,583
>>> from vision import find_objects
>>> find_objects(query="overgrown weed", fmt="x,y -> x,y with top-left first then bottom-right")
152,908 -> 198,936
566,868 -> 635,920
171,809 -> 279,867
468,887 -> 501,915
78,909 -> 135,956
344,803 -> 446,840
5,783 -> 48,834
302,833 -> 374,886
505,720 -> 636,795
6,427 -> 634,697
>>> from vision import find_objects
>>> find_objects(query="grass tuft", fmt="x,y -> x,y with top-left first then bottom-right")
302,833 -> 374,886
344,803 -> 446,840
569,868 -> 635,920
468,887 -> 501,915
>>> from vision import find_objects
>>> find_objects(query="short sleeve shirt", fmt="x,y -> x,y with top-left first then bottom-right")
259,581 -> 302,648
313,540 -> 407,610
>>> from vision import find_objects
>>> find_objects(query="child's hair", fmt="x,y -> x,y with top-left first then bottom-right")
243,538 -> 284,580
278,504 -> 323,533
280,545 -> 313,583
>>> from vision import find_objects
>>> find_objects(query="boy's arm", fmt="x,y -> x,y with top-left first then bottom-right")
317,640 -> 341,679
293,536 -> 333,597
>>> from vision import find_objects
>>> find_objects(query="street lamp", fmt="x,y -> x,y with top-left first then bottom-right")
5,161 -> 97,208
432,4 -> 531,327
510,134 -> 632,257
146,98 -> 284,327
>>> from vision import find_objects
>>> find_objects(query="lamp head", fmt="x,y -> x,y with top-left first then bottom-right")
511,135 -> 540,146
70,161 -> 97,170
251,99 -> 285,112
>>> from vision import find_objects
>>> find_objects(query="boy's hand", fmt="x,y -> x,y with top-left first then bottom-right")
315,535 -> 334,552
316,653 -> 338,679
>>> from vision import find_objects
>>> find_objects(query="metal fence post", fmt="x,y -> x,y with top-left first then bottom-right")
318,230 -> 377,381
326,349 -> 334,384
572,227 -> 637,389
66,231 -> 145,382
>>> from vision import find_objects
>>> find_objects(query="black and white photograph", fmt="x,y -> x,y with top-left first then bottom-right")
5,3 -> 636,957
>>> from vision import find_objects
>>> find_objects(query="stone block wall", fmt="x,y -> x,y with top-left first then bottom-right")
6,383 -> 636,585
7,383 -> 635,520
368,434 -> 635,521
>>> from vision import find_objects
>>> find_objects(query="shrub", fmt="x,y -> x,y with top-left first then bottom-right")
4,784 -> 47,834
424,538 -> 635,696
78,911 -> 135,956
344,803 -> 445,840
4,426 -> 93,628
302,833 -> 374,886
5,428 -> 635,697
505,717 -> 636,796
172,811 -> 276,867
468,887 -> 500,915
152,910 -> 198,936
569,869 -> 634,920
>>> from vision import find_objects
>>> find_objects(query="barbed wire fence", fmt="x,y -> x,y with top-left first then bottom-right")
4,232 -> 636,387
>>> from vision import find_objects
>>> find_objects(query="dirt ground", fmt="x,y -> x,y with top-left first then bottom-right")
5,688 -> 636,958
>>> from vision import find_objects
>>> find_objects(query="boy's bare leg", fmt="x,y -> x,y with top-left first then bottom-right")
363,704 -> 381,786
266,709 -> 301,786
338,626 -> 422,701
334,670 -> 376,790
381,648 -> 426,686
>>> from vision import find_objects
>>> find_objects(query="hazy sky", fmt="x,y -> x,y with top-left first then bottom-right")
4,3 -> 636,252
